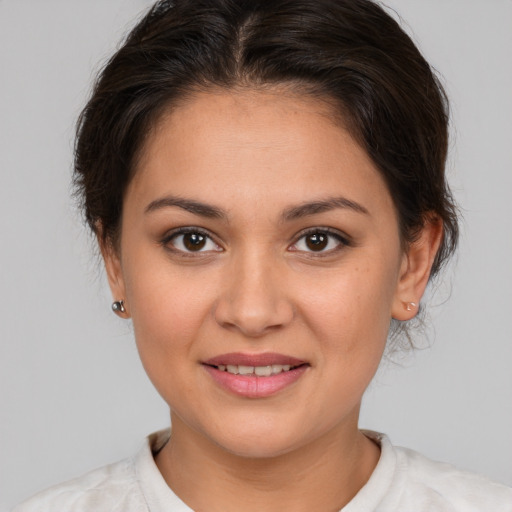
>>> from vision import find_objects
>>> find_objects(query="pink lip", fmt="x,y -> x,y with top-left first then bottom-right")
202,352 -> 309,399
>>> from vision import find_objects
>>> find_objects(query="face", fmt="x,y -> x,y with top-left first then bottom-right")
105,90 -> 431,458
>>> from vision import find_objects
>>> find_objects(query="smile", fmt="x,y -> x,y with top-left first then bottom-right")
202,353 -> 310,398
214,364 -> 296,376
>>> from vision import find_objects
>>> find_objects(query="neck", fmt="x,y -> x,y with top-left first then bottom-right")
155,412 -> 380,512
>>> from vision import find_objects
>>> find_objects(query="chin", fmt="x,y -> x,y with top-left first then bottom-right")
218,433 -> 303,459
202,417 -> 315,460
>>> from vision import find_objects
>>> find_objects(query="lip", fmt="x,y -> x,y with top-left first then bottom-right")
202,352 -> 310,399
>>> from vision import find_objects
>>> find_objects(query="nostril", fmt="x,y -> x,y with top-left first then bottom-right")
213,264 -> 294,335
214,302 -> 294,337
217,318 -> 285,338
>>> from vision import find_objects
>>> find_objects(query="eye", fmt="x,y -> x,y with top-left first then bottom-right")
290,229 -> 348,254
163,228 -> 222,254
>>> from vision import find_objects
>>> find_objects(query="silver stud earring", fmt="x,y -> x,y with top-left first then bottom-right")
405,301 -> 417,311
112,300 -> 126,314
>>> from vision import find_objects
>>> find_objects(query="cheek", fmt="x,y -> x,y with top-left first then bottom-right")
298,259 -> 398,349
123,262 -> 220,405
121,246 -> 218,358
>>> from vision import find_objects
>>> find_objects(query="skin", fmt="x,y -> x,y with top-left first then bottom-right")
102,89 -> 442,512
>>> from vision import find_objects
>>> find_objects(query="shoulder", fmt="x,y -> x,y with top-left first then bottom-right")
352,431 -> 512,512
12,454 -> 146,512
12,429 -> 189,512
392,444 -> 512,511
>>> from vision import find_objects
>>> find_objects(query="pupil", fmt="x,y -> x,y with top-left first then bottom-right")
306,233 -> 328,251
184,233 -> 206,251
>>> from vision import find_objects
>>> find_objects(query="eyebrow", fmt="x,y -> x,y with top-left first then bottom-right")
145,196 -> 227,220
144,195 -> 369,221
281,197 -> 369,221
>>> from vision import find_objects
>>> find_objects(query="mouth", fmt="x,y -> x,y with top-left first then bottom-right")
206,363 -> 304,377
202,353 -> 310,398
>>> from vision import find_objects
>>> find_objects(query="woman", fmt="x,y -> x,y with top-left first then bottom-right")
12,0 -> 512,510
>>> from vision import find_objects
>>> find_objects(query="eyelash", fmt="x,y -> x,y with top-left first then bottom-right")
161,227 -> 222,257
289,227 -> 351,256
161,226 -> 351,257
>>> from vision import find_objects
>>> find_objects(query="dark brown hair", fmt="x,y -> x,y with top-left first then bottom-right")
75,0 -> 458,280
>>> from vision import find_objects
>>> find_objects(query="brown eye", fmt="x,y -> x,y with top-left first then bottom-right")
166,230 -> 222,254
290,229 -> 348,254
183,232 -> 206,251
305,233 -> 328,251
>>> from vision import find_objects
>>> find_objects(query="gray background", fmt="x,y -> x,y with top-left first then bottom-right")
1,0 -> 511,509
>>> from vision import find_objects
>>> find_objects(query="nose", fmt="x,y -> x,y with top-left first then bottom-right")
213,248 -> 294,338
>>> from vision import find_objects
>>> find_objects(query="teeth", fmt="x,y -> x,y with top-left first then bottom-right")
217,364 -> 297,376
238,365 -> 254,375
255,365 -> 272,377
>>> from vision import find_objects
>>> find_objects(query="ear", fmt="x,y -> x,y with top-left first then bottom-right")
98,233 -> 130,319
391,216 -> 443,321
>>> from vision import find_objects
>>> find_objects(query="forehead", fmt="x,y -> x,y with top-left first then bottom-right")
128,89 -> 395,220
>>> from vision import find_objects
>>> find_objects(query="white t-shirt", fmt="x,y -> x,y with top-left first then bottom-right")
13,430 -> 512,512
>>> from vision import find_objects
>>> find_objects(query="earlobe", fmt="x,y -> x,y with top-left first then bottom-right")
391,216 -> 443,321
98,234 -> 130,318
